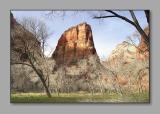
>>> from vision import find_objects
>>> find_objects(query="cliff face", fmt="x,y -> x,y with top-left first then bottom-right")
106,27 -> 149,67
106,41 -> 137,67
138,27 -> 149,52
103,28 -> 149,93
136,27 -> 149,61
10,12 -> 41,62
52,22 -> 99,65
10,13 -> 43,92
10,13 -> 17,28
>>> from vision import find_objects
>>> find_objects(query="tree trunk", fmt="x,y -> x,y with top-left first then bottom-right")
28,55 -> 52,98
130,11 -> 149,49
42,41 -> 45,57
38,73 -> 52,98
145,10 -> 150,24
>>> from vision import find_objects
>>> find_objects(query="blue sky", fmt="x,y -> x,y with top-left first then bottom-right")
12,10 -> 148,59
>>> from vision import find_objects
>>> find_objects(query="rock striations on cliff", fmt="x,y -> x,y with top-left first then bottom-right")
52,22 -> 99,65
106,41 -> 137,67
105,27 -> 149,67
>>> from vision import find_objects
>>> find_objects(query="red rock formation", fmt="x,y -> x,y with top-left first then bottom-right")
105,27 -> 150,67
136,27 -> 149,61
52,22 -> 98,65
138,27 -> 149,51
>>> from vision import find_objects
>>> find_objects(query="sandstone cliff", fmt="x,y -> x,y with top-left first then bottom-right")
138,27 -> 149,52
106,41 -> 137,67
106,27 -> 149,67
103,28 -> 149,92
136,27 -> 149,61
52,22 -> 99,65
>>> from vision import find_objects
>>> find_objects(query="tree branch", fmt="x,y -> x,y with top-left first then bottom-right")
11,62 -> 32,67
94,10 -> 150,49
104,10 -> 137,27
144,10 -> 150,24
126,37 -> 146,53
129,10 -> 139,25
129,10 -> 149,46
94,15 -> 117,18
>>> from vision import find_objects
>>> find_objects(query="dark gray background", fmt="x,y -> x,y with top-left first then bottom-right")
0,0 -> 159,113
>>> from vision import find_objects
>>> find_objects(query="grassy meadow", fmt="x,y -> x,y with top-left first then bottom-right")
11,91 -> 149,103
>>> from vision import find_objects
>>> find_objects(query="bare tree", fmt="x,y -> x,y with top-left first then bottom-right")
19,17 -> 40,39
94,10 -> 150,50
38,21 -> 51,56
19,17 -> 51,56
11,16 -> 54,97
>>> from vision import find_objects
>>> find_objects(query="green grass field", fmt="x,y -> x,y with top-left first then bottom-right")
10,91 -> 149,103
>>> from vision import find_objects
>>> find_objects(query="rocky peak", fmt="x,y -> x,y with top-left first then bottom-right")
106,41 -> 137,67
52,22 -> 99,65
105,27 -> 149,67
